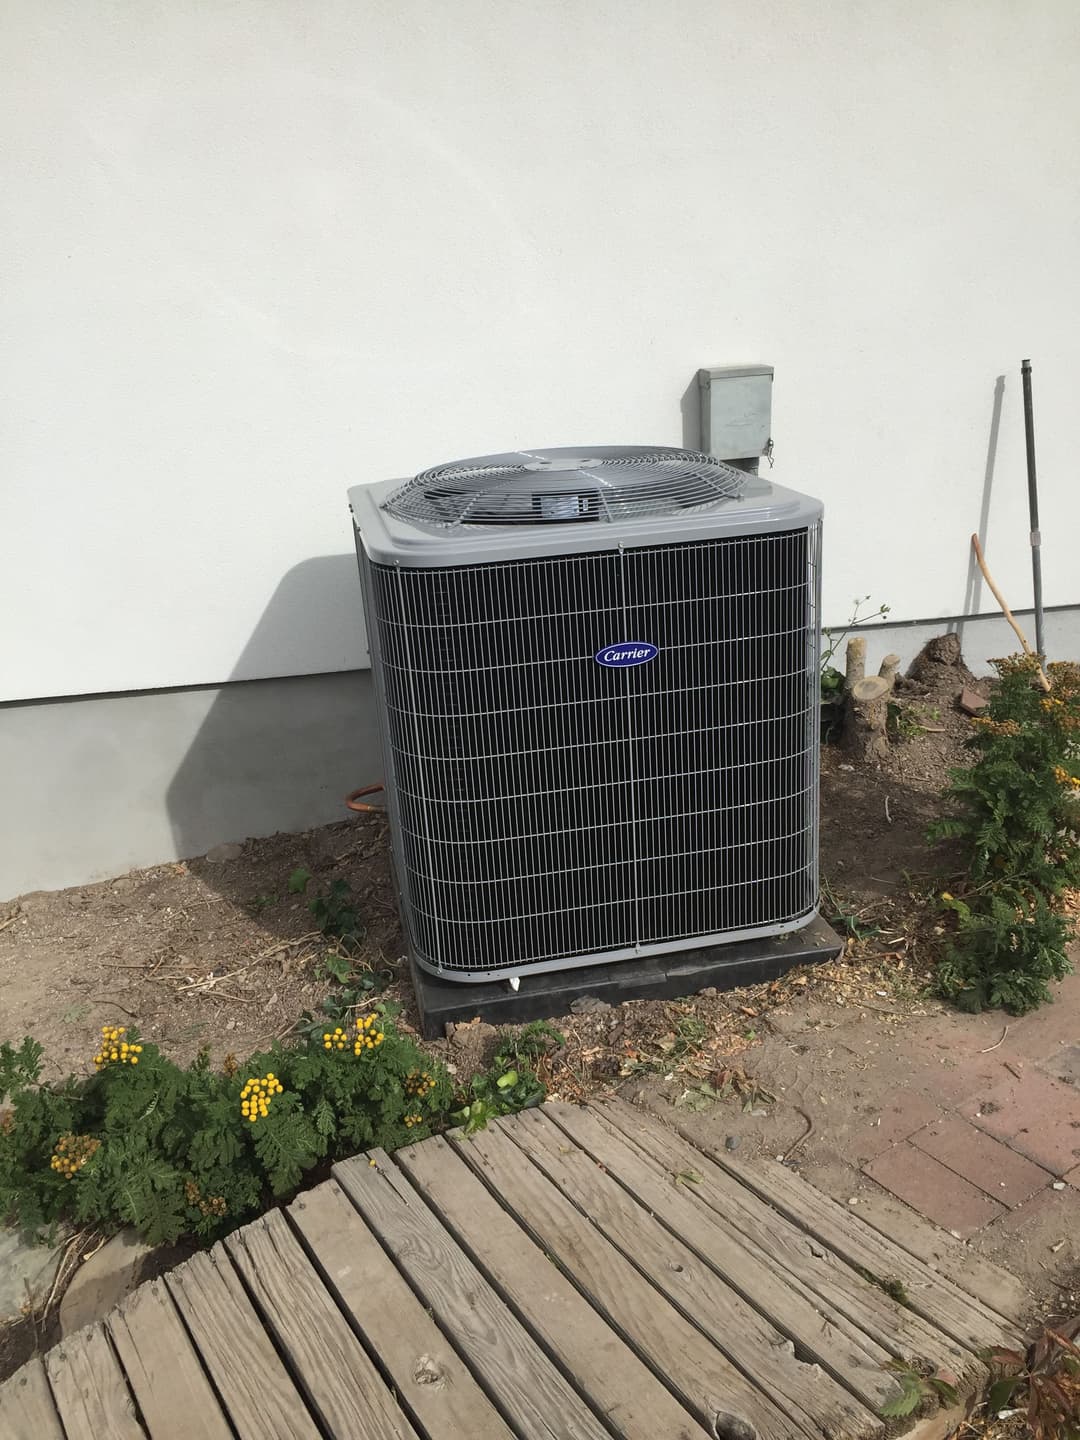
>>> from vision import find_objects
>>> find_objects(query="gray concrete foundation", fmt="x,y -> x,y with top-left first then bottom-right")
1,670 -> 378,900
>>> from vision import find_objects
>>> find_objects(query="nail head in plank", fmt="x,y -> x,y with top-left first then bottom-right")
225,1207 -> 416,1440
166,1246 -> 321,1440
633,1100 -> 1021,1352
499,1109 -> 884,1436
569,1099 -> 974,1382
450,1119 -> 809,1440
288,1179 -> 515,1440
0,1357 -> 65,1440
397,1134 -> 712,1440
45,1323 -> 143,1440
333,1149 -> 611,1440
107,1277 -> 232,1440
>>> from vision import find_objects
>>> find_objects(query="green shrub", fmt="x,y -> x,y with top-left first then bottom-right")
453,1020 -> 563,1135
929,656 -> 1080,1013
0,1009 -> 452,1245
936,890 -> 1073,1015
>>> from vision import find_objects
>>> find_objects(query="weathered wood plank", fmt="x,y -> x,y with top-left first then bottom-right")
289,1179 -> 514,1440
497,1109 -> 885,1436
334,1149 -> 611,1440
842,1188 -> 1031,1325
45,1322 -> 143,1440
451,1121 -> 817,1440
518,1106 -> 898,1421
225,1208 -> 417,1440
107,1277 -> 232,1440
397,1134 -> 712,1440
635,1099 -> 1022,1353
564,1100 -> 978,1382
166,1246 -> 320,1440
289,1180 -> 512,1440
0,1356 -> 65,1440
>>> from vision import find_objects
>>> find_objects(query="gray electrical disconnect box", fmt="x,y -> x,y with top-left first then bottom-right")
697,364 -> 773,464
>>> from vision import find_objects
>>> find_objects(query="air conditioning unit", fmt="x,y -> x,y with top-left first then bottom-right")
349,446 -> 822,984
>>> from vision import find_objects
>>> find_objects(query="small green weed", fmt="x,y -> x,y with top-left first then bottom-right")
289,868 -> 364,952
453,1021 -> 562,1137
886,700 -> 923,741
880,1361 -> 958,1419
859,1266 -> 911,1307
295,952 -> 394,1042
820,875 -> 880,941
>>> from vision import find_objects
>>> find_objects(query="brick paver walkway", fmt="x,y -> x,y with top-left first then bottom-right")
856,972 -> 1080,1239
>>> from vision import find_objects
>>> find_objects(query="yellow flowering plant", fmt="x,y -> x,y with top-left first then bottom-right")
0,1004 -> 452,1246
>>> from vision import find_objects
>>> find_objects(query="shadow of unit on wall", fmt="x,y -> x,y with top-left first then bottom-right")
164,554 -> 380,912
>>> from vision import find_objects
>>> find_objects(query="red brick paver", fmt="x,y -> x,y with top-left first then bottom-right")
850,1093 -> 944,1163
910,1115 -> 1052,1207
864,1142 -> 1008,1236
963,1069 -> 1080,1176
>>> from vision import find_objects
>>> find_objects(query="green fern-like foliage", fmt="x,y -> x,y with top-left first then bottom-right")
929,656 -> 1080,1014
0,1007 -> 454,1247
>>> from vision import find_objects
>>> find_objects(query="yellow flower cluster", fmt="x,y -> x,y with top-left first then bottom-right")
94,1026 -> 143,1068
240,1072 -> 283,1123
353,1015 -> 385,1055
403,1113 -> 424,1129
995,654 -> 1042,677
322,1017 -> 386,1056
1047,661 -> 1080,695
184,1179 -> 227,1217
1052,766 -> 1080,789
971,717 -> 1021,737
50,1133 -> 100,1179
405,1068 -> 436,1099
1041,697 -> 1065,711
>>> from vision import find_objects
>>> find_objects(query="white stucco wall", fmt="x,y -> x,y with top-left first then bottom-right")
4,0 -> 1079,703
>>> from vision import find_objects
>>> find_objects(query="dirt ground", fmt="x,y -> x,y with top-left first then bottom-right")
3,639 -> 1078,1379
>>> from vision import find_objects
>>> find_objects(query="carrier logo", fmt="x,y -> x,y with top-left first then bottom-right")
595,641 -> 658,668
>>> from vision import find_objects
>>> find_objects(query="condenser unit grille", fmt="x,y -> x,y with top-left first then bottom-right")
367,526 -> 820,976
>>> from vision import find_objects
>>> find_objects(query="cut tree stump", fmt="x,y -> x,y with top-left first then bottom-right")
844,635 -> 866,690
878,653 -> 901,688
843,675 -> 891,762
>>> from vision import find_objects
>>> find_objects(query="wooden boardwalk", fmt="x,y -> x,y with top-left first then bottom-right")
1,1099 -> 1030,1440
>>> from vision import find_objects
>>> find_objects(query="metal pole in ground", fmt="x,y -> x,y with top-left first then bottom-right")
1021,358 -> 1045,661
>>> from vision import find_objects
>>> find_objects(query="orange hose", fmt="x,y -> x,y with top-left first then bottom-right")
345,783 -> 385,814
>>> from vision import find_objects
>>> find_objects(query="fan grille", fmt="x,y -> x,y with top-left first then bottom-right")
384,446 -> 746,526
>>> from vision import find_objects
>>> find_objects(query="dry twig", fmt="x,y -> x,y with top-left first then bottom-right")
980,1024 -> 1009,1053
970,534 -> 1051,690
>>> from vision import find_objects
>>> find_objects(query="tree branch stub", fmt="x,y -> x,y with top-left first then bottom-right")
844,636 -> 866,692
